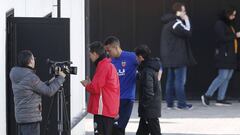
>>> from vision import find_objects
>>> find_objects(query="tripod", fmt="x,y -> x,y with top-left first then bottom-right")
57,85 -> 65,135
44,84 -> 70,135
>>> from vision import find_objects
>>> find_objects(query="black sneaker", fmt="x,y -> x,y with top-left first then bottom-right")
176,104 -> 193,110
167,105 -> 175,110
215,100 -> 232,106
201,95 -> 210,106
167,106 -> 175,110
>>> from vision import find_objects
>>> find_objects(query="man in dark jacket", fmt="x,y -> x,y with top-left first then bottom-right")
135,45 -> 162,135
160,2 -> 196,109
9,50 -> 66,135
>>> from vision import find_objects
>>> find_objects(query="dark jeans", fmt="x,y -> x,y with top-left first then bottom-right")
165,67 -> 188,108
136,118 -> 162,135
94,115 -> 114,135
17,122 -> 40,135
112,99 -> 134,135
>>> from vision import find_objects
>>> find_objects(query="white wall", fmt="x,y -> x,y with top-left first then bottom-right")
61,0 -> 86,135
0,1 -> 7,135
0,0 -> 86,134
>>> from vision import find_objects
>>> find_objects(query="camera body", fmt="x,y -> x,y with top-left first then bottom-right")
47,59 -> 77,75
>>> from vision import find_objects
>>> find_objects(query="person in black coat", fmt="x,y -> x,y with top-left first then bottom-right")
201,7 -> 240,106
236,15 -> 240,102
160,2 -> 196,110
135,45 -> 162,135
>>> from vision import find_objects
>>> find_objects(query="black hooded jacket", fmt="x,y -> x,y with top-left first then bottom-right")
137,57 -> 162,118
160,14 -> 196,68
214,16 -> 238,69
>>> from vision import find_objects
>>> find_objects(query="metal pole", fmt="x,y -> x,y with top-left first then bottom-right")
57,87 -> 64,135
60,89 -> 64,133
57,0 -> 61,18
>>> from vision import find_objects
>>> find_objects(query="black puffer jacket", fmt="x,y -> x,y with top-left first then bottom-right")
137,58 -> 162,118
214,19 -> 237,69
160,14 -> 196,68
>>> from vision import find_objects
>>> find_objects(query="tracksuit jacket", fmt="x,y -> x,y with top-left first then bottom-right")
86,57 -> 120,118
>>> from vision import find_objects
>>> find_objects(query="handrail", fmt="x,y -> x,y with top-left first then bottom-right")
71,108 -> 88,129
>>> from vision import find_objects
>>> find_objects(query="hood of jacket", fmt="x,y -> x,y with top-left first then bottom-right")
161,14 -> 177,24
94,53 -> 107,66
139,57 -> 161,72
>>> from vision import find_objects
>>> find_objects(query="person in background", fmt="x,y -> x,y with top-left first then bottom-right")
9,50 -> 66,135
235,13 -> 240,102
103,36 -> 138,135
135,45 -> 162,135
160,2 -> 196,110
81,41 -> 120,135
201,7 -> 240,106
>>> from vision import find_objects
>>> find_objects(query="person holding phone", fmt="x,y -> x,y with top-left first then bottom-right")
160,2 -> 196,110
81,41 -> 120,135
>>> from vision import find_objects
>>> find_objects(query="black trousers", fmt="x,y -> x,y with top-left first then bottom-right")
136,118 -> 162,135
17,122 -> 40,135
112,99 -> 134,135
94,115 -> 114,135
112,126 -> 125,135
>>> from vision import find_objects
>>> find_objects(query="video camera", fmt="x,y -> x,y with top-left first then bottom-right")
47,58 -> 77,75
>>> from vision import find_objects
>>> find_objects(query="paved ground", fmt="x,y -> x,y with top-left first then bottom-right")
85,101 -> 240,135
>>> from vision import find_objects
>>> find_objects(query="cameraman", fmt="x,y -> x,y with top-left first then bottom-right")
9,50 -> 66,135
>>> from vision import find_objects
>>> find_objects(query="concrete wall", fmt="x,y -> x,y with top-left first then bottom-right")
0,0 -> 86,134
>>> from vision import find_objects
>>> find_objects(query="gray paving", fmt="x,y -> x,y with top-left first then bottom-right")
85,101 -> 240,135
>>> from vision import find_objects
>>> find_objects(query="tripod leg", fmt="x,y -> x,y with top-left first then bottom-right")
43,94 -> 56,135
57,89 -> 64,135
62,90 -> 70,135
57,86 -> 71,135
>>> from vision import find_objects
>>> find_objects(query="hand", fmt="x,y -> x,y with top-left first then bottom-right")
158,70 -> 163,81
58,71 -> 66,78
182,14 -> 189,21
236,32 -> 240,38
80,76 -> 91,87
114,114 -> 119,120
80,80 -> 88,87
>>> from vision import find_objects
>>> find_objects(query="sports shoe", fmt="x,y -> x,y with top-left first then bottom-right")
167,105 -> 175,110
215,100 -> 232,106
167,106 -> 175,110
176,104 -> 193,110
201,95 -> 210,106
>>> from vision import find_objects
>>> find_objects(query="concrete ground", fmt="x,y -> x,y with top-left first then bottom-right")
85,101 -> 240,135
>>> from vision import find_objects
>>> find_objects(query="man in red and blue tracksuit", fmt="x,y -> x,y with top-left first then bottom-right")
104,36 -> 138,135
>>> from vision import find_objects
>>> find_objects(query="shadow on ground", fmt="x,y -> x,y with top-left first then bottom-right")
86,131 -> 237,135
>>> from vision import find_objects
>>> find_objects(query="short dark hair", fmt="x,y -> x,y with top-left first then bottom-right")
17,50 -> 33,67
89,41 -> 106,56
103,36 -> 120,46
134,45 -> 151,59
172,2 -> 184,13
